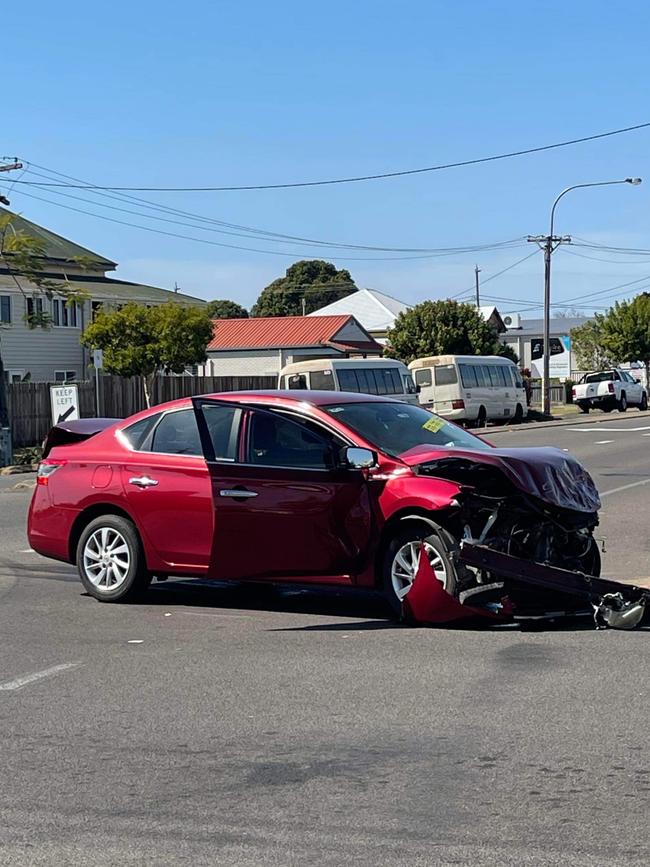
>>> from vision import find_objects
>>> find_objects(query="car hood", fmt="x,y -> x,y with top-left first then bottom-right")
398,444 -> 601,513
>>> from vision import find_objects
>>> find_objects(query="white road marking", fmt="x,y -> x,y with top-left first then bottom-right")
600,478 -> 650,498
594,440 -> 614,445
0,662 -> 82,692
568,425 -> 650,433
127,640 -> 144,644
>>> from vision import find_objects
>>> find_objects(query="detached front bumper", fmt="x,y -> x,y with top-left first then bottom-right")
403,542 -> 648,629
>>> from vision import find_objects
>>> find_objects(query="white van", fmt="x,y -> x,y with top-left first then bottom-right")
278,358 -> 419,404
408,355 -> 528,425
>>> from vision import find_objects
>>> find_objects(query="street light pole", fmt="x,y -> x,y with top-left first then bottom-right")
529,177 -> 642,415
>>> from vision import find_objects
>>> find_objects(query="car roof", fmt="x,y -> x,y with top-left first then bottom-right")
127,390 -> 401,420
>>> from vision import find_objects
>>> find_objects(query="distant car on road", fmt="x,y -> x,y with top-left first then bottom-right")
28,390 -> 604,624
572,369 -> 648,414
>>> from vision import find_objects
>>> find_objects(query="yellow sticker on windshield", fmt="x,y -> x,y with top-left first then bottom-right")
422,416 -> 444,433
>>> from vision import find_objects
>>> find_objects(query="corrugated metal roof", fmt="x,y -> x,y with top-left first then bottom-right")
0,207 -> 116,268
207,314 -> 381,351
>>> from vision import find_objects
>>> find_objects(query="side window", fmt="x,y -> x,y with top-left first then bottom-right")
310,369 -> 334,390
496,366 -> 509,387
247,411 -> 334,469
286,374 -> 307,389
337,369 -> 360,392
415,368 -> 432,388
487,367 -> 501,387
364,370 -> 380,394
150,409 -> 202,456
202,405 -> 241,460
474,366 -> 487,387
122,413 -> 162,450
387,368 -> 402,394
355,368 -> 372,394
459,364 -> 477,388
403,374 -> 417,394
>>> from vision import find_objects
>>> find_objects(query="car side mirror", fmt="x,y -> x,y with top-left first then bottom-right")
344,446 -> 377,469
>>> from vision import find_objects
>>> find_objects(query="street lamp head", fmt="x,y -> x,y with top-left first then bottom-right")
625,177 -> 643,185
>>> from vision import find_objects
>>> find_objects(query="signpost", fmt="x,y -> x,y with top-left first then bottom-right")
93,349 -> 103,417
50,384 -> 79,425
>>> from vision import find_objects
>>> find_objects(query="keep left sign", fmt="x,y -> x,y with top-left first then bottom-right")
50,384 -> 79,425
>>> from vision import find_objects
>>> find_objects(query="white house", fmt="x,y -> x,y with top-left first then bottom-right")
201,314 -> 383,378
311,289 -> 506,343
0,207 -> 205,383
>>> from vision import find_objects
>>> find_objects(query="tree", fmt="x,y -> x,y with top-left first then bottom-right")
206,299 -> 248,319
251,260 -> 356,317
82,302 -> 214,407
386,300 -> 505,363
495,342 -> 519,364
571,317 -> 615,371
600,293 -> 650,386
0,212 -> 87,444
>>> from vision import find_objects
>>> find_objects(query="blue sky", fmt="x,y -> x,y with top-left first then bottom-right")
4,0 -> 650,314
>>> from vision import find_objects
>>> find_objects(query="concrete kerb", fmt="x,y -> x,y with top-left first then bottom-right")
484,409 -> 650,435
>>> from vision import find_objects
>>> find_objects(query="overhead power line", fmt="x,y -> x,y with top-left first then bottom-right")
8,122 -> 650,191
2,160 -> 527,257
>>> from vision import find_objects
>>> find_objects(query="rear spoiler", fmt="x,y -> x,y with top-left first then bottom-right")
42,418 -> 120,459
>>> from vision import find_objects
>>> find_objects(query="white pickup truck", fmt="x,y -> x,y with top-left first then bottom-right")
573,369 -> 648,413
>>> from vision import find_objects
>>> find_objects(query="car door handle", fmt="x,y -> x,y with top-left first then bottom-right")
219,488 -> 258,499
129,476 -> 159,488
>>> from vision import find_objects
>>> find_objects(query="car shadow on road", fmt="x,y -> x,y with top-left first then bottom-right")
137,579 -> 650,634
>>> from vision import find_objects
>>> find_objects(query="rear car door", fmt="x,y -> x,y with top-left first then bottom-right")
120,406 -> 239,574
193,399 -> 374,582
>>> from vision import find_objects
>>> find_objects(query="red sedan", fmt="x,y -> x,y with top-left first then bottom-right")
28,390 -> 607,621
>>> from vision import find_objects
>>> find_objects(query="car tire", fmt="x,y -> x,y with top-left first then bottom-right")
639,393 -> 648,411
513,403 -> 524,424
475,406 -> 487,428
618,394 -> 627,412
382,522 -> 458,619
578,403 -> 590,414
76,515 -> 151,603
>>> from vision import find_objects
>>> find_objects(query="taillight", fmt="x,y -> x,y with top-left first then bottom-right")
37,460 -> 66,486
572,388 -> 576,397
452,399 -> 465,409
608,383 -> 615,393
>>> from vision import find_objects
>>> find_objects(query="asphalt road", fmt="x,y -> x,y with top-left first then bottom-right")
1,415 -> 649,866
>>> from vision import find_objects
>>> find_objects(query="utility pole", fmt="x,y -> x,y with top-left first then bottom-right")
527,233 -> 571,415
301,297 -> 306,316
0,160 -> 23,208
474,265 -> 481,308
0,160 -> 24,465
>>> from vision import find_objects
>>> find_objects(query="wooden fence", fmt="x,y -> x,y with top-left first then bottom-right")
7,375 -> 276,448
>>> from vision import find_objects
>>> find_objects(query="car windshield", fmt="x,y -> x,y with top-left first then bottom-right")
322,401 -> 491,457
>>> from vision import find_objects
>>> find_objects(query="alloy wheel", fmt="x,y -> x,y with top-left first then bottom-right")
82,527 -> 131,591
390,539 -> 448,601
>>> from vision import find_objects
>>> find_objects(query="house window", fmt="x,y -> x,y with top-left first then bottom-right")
0,295 -> 11,324
26,297 -> 44,319
92,301 -> 103,321
54,371 -> 77,382
52,299 -> 80,327
5,369 -> 24,384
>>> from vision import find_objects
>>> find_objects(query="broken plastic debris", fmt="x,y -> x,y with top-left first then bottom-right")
127,639 -> 144,644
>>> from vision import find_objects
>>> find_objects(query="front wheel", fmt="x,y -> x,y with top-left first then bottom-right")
77,515 -> 151,602
513,403 -> 524,424
382,523 -> 458,618
639,393 -> 648,411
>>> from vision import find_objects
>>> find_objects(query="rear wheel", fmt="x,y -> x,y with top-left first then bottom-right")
618,393 -> 627,412
578,403 -> 590,414
475,406 -> 487,428
77,515 -> 151,602
382,522 -> 457,618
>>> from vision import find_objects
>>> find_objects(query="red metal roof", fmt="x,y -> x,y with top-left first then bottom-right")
207,315 -> 381,351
